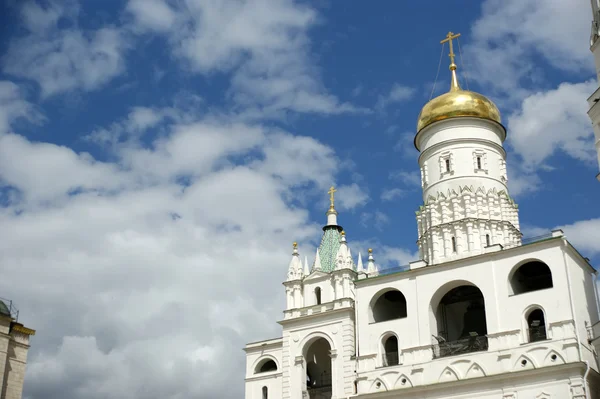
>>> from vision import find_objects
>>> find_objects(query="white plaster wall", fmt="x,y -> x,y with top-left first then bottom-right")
421,142 -> 507,200
245,373 -> 282,399
355,238 -> 597,394
245,339 -> 283,399
281,308 -> 355,399
588,96 -> 600,175
302,275 -> 335,307
587,88 -> 600,176
564,245 -> 600,370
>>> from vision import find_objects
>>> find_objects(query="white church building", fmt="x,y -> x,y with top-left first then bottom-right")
245,32 -> 600,399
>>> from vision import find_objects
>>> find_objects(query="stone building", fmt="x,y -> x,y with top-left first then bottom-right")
245,32 -> 600,399
0,298 -> 35,399
588,0 -> 600,180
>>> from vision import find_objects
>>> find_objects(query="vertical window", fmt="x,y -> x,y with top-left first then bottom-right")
383,335 -> 399,366
476,156 -> 482,170
315,287 -> 321,305
527,309 -> 547,342
451,237 -> 457,252
445,159 -> 451,172
262,386 -> 268,399
485,234 -> 490,247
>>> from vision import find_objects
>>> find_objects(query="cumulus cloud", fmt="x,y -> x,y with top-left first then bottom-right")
2,1 -> 128,97
335,183 -> 369,210
376,83 -> 416,112
0,81 -> 42,134
380,188 -> 405,202
359,210 -> 390,231
467,0 -> 593,100
507,80 -> 597,168
0,92 -> 349,398
126,0 -> 361,116
559,218 -> 600,256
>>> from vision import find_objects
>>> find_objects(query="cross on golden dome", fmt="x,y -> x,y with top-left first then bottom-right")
328,186 -> 337,209
440,31 -> 461,91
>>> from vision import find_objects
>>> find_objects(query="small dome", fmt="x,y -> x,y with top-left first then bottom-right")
416,88 -> 501,133
0,300 -> 10,317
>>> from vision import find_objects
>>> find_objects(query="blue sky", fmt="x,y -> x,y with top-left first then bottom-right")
0,1 -> 599,398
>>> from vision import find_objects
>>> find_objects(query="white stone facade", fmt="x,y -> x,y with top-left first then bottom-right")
245,228 -> 600,399
0,307 -> 35,399
245,51 -> 600,398
589,0 -> 600,180
415,118 -> 520,264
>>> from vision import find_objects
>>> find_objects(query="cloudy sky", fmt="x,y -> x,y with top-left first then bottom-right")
0,0 -> 599,398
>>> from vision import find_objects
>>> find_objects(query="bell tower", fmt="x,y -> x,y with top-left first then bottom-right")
588,0 -> 600,180
413,32 -> 521,265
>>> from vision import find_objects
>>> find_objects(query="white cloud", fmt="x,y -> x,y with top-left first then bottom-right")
126,0 -> 177,32
467,0 -> 593,100
392,131 -> 417,159
389,170 -> 420,187
376,83 -> 415,111
2,2 -> 128,97
126,0 -> 360,116
0,133 -> 131,204
0,113 -> 347,398
559,218 -> 600,256
360,211 -> 390,231
0,81 -> 42,134
507,80 -> 597,169
335,183 -> 369,210
380,188 -> 405,202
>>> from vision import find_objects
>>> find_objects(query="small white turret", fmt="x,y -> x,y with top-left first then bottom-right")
287,242 -> 302,281
313,248 -> 322,271
366,248 -> 378,274
356,252 -> 364,273
335,231 -> 354,270
303,256 -> 310,277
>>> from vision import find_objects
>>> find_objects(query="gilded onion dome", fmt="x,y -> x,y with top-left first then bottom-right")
416,32 -> 502,134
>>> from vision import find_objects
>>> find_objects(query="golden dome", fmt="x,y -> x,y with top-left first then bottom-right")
416,87 -> 502,133
416,31 -> 502,135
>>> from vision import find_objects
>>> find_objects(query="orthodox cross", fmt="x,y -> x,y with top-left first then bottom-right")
328,186 -> 337,208
440,31 -> 461,68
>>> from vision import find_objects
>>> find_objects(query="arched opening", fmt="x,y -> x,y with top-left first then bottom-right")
527,308 -> 547,342
255,358 -> 277,373
305,338 -> 332,398
370,289 -> 407,323
315,287 -> 322,305
451,237 -> 457,252
262,386 -> 268,399
510,261 -> 553,295
432,284 -> 488,358
382,335 -> 399,367
485,234 -> 490,247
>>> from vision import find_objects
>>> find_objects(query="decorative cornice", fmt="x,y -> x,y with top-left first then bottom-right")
419,136 -> 507,164
11,323 -> 35,336
417,217 -> 521,242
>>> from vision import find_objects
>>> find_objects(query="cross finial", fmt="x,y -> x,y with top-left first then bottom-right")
328,186 -> 337,209
440,31 -> 461,91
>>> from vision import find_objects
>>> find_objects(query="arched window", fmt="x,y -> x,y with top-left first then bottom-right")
432,284 -> 488,358
262,386 -> 268,399
485,234 -> 490,247
510,261 -> 553,295
527,308 -> 547,342
255,359 -> 277,374
370,289 -> 407,323
315,287 -> 322,305
383,335 -> 399,366
305,338 -> 332,394
451,237 -> 457,252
